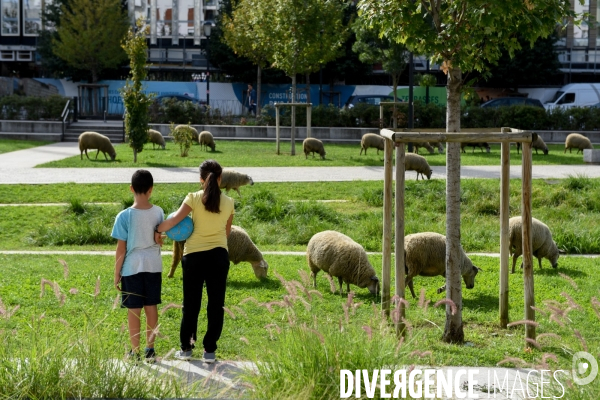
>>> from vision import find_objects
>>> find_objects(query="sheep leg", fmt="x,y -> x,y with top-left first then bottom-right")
103,151 -> 108,161
338,276 -> 344,297
437,284 -> 446,294
538,257 -> 543,270
511,256 -> 518,273
360,148 -> 364,155
235,188 -> 241,197
346,282 -> 350,294
405,278 -> 416,299
311,271 -> 318,288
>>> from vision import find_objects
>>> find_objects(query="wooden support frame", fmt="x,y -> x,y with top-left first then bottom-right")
274,102 -> 312,156
380,127 -> 537,345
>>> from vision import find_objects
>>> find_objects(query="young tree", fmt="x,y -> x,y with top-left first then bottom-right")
358,0 -> 574,343
52,0 -> 129,82
121,18 -> 154,163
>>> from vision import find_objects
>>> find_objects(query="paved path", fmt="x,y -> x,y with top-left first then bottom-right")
1,142 -> 600,184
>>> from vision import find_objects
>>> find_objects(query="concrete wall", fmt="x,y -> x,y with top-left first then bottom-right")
22,79 -> 59,98
0,121 -> 63,133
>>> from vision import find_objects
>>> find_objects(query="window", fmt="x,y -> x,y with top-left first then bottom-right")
1,0 -> 19,35
156,0 -> 172,36
24,0 -> 42,35
574,0 -> 590,47
557,93 -> 576,104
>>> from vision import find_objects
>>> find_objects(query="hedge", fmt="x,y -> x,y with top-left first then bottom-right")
0,94 -> 69,121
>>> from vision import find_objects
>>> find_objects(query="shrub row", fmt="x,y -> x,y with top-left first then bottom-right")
0,94 -> 69,120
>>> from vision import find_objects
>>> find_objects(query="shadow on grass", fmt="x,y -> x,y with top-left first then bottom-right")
463,294 -> 498,311
534,266 -> 587,278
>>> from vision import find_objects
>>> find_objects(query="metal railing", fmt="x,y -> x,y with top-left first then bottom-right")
61,99 -> 71,141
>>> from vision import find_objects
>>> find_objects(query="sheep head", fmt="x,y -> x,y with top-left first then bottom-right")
250,259 -> 269,279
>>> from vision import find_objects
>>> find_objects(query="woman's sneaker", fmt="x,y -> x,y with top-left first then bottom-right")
202,350 -> 216,364
125,350 -> 141,364
174,349 -> 193,361
144,348 -> 156,364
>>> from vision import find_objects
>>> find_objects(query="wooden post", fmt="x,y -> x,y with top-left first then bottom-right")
395,140 -> 406,335
500,131 -> 510,328
382,137 -> 393,317
522,139 -> 535,343
275,103 -> 280,155
306,104 -> 312,138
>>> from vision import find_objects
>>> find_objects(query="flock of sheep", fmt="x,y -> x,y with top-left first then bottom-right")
76,128 -> 574,297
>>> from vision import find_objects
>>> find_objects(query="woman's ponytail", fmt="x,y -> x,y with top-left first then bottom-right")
200,160 -> 222,213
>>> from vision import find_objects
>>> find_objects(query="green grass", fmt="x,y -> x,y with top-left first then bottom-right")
0,253 -> 598,398
0,138 -> 52,154
37,141 -> 590,168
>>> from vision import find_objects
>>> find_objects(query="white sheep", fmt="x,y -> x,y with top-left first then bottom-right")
404,232 -> 481,298
78,131 -> 116,161
147,129 -> 166,150
405,153 -> 432,180
413,142 -> 434,155
516,136 -> 548,155
461,142 -> 490,153
508,216 -> 560,273
303,137 -> 326,159
360,133 -> 385,155
306,230 -> 380,295
169,225 -> 268,279
199,130 -> 216,151
220,169 -> 254,196
564,133 -> 593,154
174,125 -> 199,143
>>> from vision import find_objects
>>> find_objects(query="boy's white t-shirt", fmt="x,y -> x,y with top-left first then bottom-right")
111,205 -> 164,277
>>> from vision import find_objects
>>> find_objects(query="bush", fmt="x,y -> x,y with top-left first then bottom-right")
169,123 -> 196,157
148,97 -> 207,124
0,94 -> 69,120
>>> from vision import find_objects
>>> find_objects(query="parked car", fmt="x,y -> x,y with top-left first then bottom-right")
345,95 -> 398,108
480,97 -> 544,108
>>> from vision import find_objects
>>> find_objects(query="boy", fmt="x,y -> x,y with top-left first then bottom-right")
111,169 -> 164,362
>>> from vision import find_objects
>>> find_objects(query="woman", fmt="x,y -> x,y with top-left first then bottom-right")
156,160 -> 234,363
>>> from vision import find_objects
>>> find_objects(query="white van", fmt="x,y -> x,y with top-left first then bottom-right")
544,83 -> 600,110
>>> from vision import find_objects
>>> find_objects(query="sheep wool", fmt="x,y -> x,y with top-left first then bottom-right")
175,125 -> 199,143
517,136 -> 548,155
564,133 -> 593,154
78,131 -> 116,161
360,133 -> 385,155
168,225 -> 268,279
413,141 -> 435,155
404,153 -> 432,180
429,141 -> 445,154
147,129 -> 166,149
303,138 -> 326,159
306,230 -> 379,295
508,216 -> 559,273
404,232 -> 480,298
220,169 -> 254,196
199,131 -> 216,151
461,142 -> 490,153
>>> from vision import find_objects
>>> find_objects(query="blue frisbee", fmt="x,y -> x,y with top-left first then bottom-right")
165,212 -> 194,241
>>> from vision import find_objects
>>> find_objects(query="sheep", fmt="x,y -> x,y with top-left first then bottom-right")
303,137 -> 326,159
168,225 -> 269,279
404,153 -> 432,180
404,232 -> 481,299
516,136 -> 548,155
78,131 -> 116,161
413,141 -> 435,155
461,142 -> 490,153
508,216 -> 559,273
564,133 -> 593,154
220,169 -> 254,196
199,130 -> 216,151
174,124 -> 199,143
360,133 -> 385,155
429,141 -> 445,154
306,230 -> 380,296
147,129 -> 166,150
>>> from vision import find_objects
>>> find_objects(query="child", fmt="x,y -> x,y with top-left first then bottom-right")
111,169 -> 164,362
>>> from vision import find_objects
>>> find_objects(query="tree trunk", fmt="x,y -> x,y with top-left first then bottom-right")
291,74 -> 296,156
257,64 -> 262,116
442,64 -> 464,344
133,148 -> 138,163
306,72 -> 311,105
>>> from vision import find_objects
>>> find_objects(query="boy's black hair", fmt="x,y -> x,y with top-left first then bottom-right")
131,169 -> 154,194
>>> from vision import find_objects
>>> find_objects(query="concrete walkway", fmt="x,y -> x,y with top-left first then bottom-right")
1,142 -> 600,184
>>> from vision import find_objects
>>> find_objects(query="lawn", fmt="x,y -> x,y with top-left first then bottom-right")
0,138 -> 52,155
37,141 -> 591,168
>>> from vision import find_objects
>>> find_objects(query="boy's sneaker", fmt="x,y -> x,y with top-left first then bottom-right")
202,350 -> 216,364
125,350 -> 141,364
144,348 -> 156,364
174,349 -> 193,361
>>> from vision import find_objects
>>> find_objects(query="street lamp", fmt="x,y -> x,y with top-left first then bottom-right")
203,22 -> 212,109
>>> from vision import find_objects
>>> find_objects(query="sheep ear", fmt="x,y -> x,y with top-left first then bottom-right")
475,266 -> 483,272
371,276 -> 379,281
558,249 -> 566,254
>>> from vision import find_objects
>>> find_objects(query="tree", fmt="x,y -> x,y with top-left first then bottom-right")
52,0 -> 129,82
121,18 -> 154,163
359,0 -> 574,343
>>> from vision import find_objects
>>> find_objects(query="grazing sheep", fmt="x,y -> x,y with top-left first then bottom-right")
508,216 -> 559,273
405,153 -> 432,180
404,232 -> 481,298
199,130 -> 216,151
175,125 -> 199,143
220,169 -> 254,196
360,133 -> 385,155
307,230 -> 380,295
78,131 -> 116,161
564,133 -> 593,154
516,136 -> 548,155
303,137 -> 326,159
169,225 -> 268,279
147,129 -> 166,150
429,141 -> 445,154
413,142 -> 435,155
461,142 -> 490,153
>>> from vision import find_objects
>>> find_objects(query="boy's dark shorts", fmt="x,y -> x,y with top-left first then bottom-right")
121,272 -> 162,309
